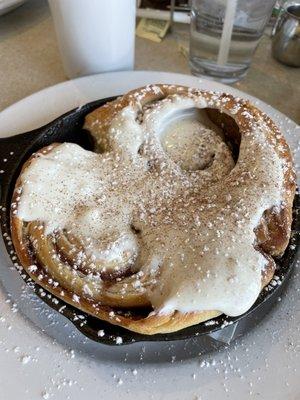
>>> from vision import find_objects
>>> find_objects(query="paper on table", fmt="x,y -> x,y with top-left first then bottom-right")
136,18 -> 170,42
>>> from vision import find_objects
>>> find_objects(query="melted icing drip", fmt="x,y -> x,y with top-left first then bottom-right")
161,109 -> 223,171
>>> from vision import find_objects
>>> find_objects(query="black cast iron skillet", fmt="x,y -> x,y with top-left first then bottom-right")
0,97 -> 299,346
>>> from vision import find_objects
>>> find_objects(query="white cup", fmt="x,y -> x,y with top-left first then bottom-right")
48,0 -> 136,79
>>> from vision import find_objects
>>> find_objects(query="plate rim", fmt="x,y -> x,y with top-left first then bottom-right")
0,71 -> 298,139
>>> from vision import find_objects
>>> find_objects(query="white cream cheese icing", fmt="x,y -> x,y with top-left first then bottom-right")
16,92 -> 285,317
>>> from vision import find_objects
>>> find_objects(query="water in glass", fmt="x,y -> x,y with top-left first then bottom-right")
190,0 -> 276,82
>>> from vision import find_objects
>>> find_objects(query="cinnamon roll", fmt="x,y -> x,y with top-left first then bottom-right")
10,85 -> 296,335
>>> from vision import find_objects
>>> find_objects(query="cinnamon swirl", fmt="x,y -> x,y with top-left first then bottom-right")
10,85 -> 296,334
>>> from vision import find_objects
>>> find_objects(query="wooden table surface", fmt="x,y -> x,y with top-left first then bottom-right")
0,0 -> 299,123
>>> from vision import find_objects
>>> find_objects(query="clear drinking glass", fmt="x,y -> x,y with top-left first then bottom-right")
189,0 -> 276,83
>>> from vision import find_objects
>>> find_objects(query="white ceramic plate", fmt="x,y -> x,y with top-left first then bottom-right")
0,0 -> 26,16
0,71 -> 299,400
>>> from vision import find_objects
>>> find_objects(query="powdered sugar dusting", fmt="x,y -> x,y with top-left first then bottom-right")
14,85 -> 292,317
